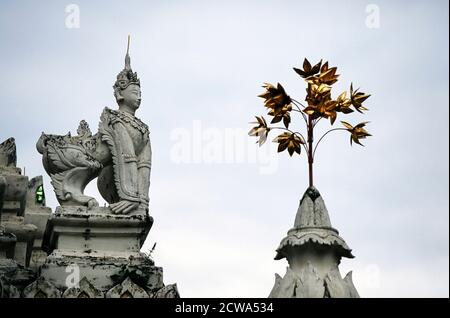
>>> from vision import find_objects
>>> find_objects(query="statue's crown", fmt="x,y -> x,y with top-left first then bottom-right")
114,36 -> 140,90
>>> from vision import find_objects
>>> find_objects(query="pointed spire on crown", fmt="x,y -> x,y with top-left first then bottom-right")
125,35 -> 131,71
113,35 -> 140,91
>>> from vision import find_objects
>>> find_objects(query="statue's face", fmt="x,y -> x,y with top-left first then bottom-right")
119,84 -> 141,110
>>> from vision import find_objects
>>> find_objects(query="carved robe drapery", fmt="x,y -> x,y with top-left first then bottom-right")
97,107 -> 151,207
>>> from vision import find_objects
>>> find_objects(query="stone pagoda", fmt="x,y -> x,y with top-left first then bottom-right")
269,187 -> 359,298
0,137 -> 52,297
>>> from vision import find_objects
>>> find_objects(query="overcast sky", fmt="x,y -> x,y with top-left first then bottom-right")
0,0 -> 448,297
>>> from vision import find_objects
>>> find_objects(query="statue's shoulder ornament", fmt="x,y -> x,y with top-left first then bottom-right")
100,107 -> 149,135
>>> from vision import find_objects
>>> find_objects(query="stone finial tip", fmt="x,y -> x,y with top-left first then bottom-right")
304,186 -> 321,202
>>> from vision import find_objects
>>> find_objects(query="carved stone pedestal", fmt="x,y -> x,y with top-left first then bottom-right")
39,251 -> 164,295
42,206 -> 152,256
34,206 -> 178,298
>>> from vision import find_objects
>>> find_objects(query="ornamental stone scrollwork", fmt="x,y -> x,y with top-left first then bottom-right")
22,277 -> 61,298
0,276 -> 20,298
0,138 -> 17,169
106,277 -> 149,298
154,284 -> 180,298
62,277 -> 104,298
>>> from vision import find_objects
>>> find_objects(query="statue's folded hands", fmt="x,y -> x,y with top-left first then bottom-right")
109,200 -> 139,214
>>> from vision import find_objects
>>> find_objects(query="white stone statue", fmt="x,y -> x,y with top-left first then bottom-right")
36,38 -> 151,216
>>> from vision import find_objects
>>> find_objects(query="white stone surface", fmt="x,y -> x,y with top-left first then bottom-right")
271,187 -> 359,298
42,206 -> 152,257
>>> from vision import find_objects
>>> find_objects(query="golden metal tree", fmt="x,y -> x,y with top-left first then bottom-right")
249,59 -> 371,187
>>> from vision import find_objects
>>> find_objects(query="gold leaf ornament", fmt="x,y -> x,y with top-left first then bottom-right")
248,116 -> 270,145
258,83 -> 292,111
293,58 -> 322,79
273,132 -> 305,156
350,83 -> 370,113
341,121 -> 372,146
335,91 -> 353,114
